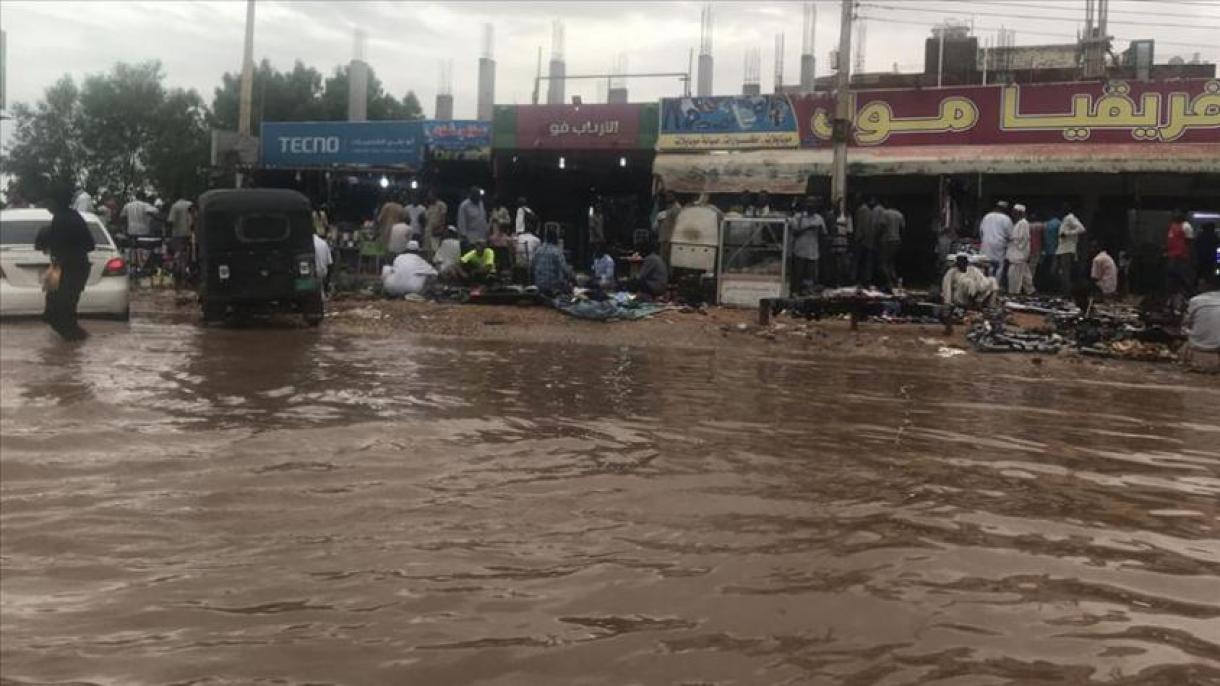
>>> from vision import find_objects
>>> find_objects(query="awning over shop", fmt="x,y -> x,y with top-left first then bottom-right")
654,150 -> 824,195
654,143 -> 1220,194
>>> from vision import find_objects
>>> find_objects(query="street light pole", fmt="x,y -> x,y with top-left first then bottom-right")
831,0 -> 854,218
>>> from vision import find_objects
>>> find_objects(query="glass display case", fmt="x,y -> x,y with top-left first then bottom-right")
718,216 -> 789,307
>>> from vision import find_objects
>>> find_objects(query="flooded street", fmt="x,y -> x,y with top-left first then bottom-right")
2,319 -> 1219,685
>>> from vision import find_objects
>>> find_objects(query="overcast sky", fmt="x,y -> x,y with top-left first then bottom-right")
2,0 -> 1218,123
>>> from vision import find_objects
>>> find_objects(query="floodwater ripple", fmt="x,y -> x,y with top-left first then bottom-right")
1,320 -> 1218,685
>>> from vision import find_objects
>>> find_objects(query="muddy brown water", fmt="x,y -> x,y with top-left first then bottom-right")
1,318 -> 1218,685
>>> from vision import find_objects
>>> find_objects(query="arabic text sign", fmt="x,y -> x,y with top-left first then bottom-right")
260,121 -> 424,167
792,79 -> 1220,147
659,95 -> 800,150
424,120 -> 492,160
515,104 -> 643,149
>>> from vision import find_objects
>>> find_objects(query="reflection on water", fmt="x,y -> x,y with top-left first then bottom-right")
1,320 -> 1219,685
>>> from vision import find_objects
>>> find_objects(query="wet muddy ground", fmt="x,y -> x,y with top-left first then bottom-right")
2,297 -> 1218,685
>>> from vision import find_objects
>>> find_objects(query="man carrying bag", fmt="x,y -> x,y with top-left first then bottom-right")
36,184 -> 96,341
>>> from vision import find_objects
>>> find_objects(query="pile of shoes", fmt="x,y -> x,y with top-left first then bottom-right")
967,318 -> 1066,354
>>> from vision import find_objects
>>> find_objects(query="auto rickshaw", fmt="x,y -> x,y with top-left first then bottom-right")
196,189 -> 323,325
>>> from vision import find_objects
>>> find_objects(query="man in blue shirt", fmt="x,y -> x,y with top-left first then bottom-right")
1036,213 -> 1061,292
532,229 -> 574,296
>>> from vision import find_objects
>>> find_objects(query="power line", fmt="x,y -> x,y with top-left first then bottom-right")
856,13 -> 1218,50
859,2 -> 1220,31
1131,0 -> 1220,5
920,0 -> 1220,20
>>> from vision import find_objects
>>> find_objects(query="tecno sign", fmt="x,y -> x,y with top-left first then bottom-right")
278,137 -> 341,154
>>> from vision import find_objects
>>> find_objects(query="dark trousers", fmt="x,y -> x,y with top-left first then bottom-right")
491,245 -> 513,274
853,246 -> 877,286
44,259 -> 90,341
879,240 -> 900,289
828,251 -> 851,286
1168,258 -> 1194,297
1055,253 -> 1075,295
793,257 -> 818,294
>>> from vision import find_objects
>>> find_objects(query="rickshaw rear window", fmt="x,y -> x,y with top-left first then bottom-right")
236,214 -> 291,242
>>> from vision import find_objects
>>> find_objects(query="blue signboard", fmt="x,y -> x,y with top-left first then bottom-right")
424,120 -> 492,160
260,120 -> 424,168
658,95 -> 799,150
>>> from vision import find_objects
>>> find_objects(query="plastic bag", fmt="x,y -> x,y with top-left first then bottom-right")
43,264 -> 62,292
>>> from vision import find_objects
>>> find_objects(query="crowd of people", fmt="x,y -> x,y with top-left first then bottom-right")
965,200 -> 1218,310
367,186 -> 668,302
13,178 -> 1216,362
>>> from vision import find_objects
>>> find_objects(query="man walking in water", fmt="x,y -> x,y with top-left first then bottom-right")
35,184 -> 95,341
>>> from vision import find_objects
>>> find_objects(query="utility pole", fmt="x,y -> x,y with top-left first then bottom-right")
238,0 -> 255,137
831,0 -> 854,218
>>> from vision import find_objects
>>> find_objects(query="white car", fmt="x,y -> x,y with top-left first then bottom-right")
0,208 -> 130,319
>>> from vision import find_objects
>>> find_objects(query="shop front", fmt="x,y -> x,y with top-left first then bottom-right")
492,102 -> 658,262
255,120 -> 425,225
655,80 -> 1220,284
254,119 -> 493,228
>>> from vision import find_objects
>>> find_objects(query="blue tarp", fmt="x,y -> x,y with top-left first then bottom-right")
553,297 -> 667,321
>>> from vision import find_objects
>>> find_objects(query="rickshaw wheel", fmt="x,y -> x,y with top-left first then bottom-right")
201,301 -> 226,325
302,293 -> 324,327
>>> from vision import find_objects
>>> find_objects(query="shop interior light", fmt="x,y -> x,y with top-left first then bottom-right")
558,156 -> 566,170
619,156 -> 627,168
379,175 -> 390,189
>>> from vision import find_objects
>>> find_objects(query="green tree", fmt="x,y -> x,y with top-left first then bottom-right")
1,77 -> 85,203
77,61 -> 166,197
212,60 -> 326,136
2,61 -> 212,203
318,64 -> 422,121
402,90 -> 424,120
146,88 -> 212,200
212,59 -> 424,135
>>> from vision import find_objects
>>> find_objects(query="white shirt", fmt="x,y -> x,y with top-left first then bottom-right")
313,235 -> 333,280
1006,218 -> 1031,263
433,237 -> 462,273
1185,290 -> 1220,352
790,212 -> 825,260
942,265 -> 996,306
168,199 -> 193,238
387,222 -> 412,254
73,191 -> 94,214
122,200 -> 157,236
514,231 -> 541,267
978,211 -> 1012,265
515,206 -> 533,234
1091,250 -> 1118,295
382,253 -> 437,296
405,204 -> 426,233
1057,213 -> 1086,255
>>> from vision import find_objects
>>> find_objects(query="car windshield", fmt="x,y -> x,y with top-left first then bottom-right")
0,218 -> 113,248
